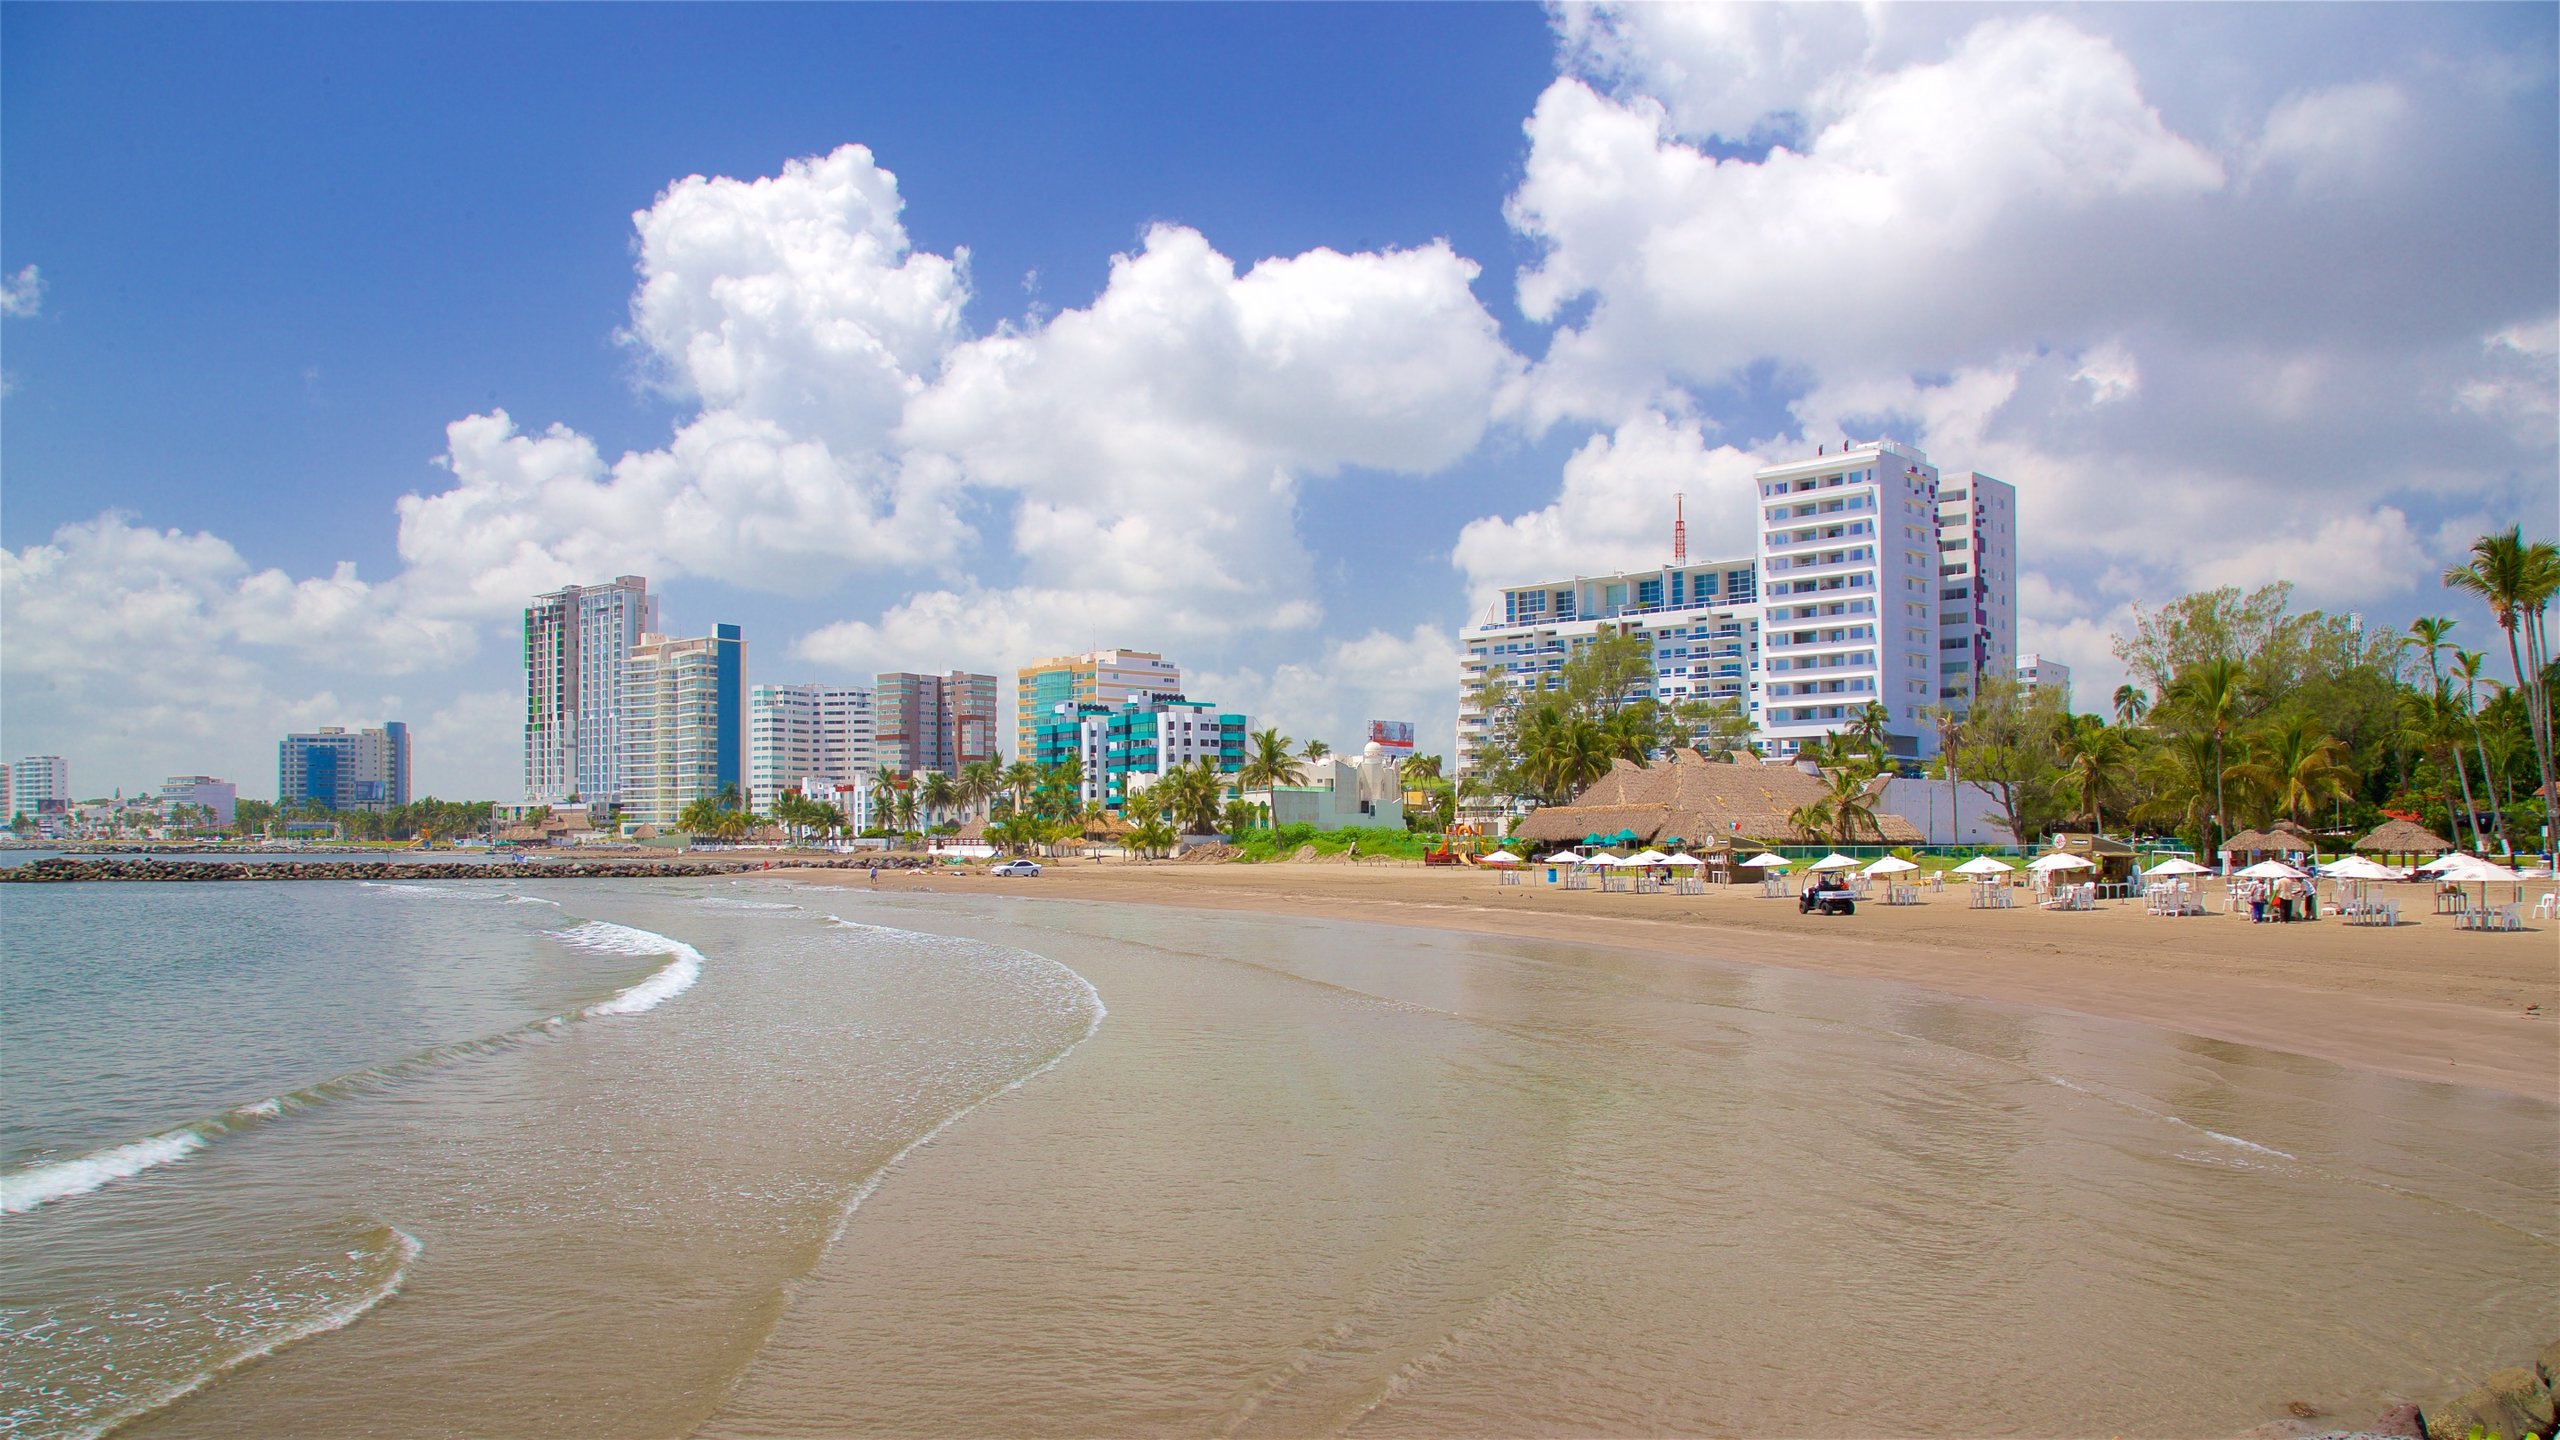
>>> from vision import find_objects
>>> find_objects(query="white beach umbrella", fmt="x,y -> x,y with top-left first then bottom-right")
1479,850 -> 1523,867
1579,853 -> 1621,867
1740,853 -> 1792,869
1808,853 -> 1861,871
1862,856 -> 1921,875
1663,852 -> 1707,867
1950,856 -> 2016,876
1626,849 -> 1672,866
2029,853 -> 2095,873
2143,857 -> 2212,877
2434,853 -> 2523,911
2233,859 -> 2307,880
1539,851 -> 1584,865
2318,855 -> 2396,881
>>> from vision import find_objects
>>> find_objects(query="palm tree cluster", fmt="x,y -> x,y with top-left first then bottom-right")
1466,633 -> 1751,805
1943,546 -> 2558,856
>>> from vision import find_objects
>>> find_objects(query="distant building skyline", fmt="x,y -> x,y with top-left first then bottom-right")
279,723 -> 411,812
875,671 -> 999,778
749,682 -> 877,815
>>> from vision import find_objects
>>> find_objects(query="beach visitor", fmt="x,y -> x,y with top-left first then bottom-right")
2248,882 -> 2267,924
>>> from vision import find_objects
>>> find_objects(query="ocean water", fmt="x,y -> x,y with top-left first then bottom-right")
0,878 -> 1099,1438
3,877 -> 2553,1438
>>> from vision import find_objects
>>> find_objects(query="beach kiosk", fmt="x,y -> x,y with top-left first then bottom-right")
2045,833 -> 2138,896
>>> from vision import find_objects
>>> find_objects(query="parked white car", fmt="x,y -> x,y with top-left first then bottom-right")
989,859 -> 1042,877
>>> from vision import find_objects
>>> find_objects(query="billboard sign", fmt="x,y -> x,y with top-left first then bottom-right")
1368,720 -> 1415,751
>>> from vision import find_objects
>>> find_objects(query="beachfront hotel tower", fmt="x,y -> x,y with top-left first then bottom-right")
1752,440 -> 1947,760
279,723 -> 412,811
1013,649 -> 1184,761
619,625 -> 745,827
875,671 -> 1000,777
1935,472 -> 2019,716
524,576 -> 658,805
1456,439 -> 2019,774
1456,557 -> 1762,778
748,683 -> 877,814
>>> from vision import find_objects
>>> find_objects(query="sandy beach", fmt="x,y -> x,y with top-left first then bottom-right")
798,859 -> 2560,1103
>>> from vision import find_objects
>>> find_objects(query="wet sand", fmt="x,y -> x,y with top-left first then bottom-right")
798,861 -> 2560,1103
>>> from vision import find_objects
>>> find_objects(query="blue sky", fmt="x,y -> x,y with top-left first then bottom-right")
5,3 -> 2554,800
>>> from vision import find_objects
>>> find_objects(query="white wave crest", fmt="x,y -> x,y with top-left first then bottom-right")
360,882 -> 492,899
68,1228 -> 423,1440
2,1128 -> 208,1215
558,921 -> 706,1017
2204,1129 -> 2295,1160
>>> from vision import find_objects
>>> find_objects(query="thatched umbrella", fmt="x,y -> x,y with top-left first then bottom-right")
2353,818 -> 2450,863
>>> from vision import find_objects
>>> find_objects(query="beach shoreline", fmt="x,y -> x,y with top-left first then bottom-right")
788,859 -> 2560,1104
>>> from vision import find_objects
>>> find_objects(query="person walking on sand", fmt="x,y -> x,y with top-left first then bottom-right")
867,862 -> 878,888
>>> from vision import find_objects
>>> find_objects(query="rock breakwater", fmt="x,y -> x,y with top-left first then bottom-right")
0,856 -> 904,884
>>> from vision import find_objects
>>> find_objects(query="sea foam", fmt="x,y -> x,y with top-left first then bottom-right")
1,1129 -> 208,1215
5,921 -> 710,1216
557,921 -> 706,1017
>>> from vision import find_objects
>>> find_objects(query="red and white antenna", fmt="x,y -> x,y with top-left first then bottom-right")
1672,492 -> 1687,565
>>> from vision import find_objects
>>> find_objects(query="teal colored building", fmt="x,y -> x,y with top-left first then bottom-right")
1030,695 -> 1246,813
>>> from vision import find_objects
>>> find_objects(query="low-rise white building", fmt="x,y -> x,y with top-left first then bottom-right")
2016,652 -> 2073,712
1457,558 -> 1761,777
159,775 -> 238,826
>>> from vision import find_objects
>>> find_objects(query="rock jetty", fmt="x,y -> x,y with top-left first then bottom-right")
2249,1336 -> 2560,1440
0,856 -> 908,884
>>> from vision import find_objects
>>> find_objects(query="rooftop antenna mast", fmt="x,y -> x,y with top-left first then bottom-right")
1672,492 -> 1687,566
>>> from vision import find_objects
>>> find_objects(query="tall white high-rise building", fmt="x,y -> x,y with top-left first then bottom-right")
1458,440 -> 2020,775
12,755 -> 70,816
620,625 -> 746,828
749,683 -> 877,814
1754,440 -> 1948,760
524,576 -> 658,805
1934,471 -> 2018,716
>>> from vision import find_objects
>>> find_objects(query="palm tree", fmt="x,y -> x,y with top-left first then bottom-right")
2443,526 -> 2560,857
1239,729 -> 1302,820
868,773 -> 903,834
1400,753 -> 1444,785
2400,684 -> 2483,846
1151,758 -> 1228,835
2112,685 -> 2149,727
919,771 -> 959,830
1302,738 -> 1332,764
957,759 -> 1002,820
1126,812 -> 1178,860
2452,649 -> 2506,851
2233,713 -> 2354,832
1785,797 -> 1834,842
1001,760 -> 1041,818
2055,716 -> 2135,834
1845,701 -> 1894,762
2165,657 -> 2246,856
1824,765 -> 1882,844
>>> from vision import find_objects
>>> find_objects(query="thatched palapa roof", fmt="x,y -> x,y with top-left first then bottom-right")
1513,751 -> 1923,847
2353,818 -> 2450,856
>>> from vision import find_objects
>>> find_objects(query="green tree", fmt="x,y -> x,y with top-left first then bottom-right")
2055,715 -> 2136,835
2442,526 -> 2559,855
919,771 -> 959,829
2163,656 -> 2247,855
1238,729 -> 1302,819
2113,685 -> 2150,727
1302,738 -> 1332,764
1954,674 -> 2067,851
1150,758 -> 1228,835
2451,648 -> 2506,851
2233,713 -> 2354,832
